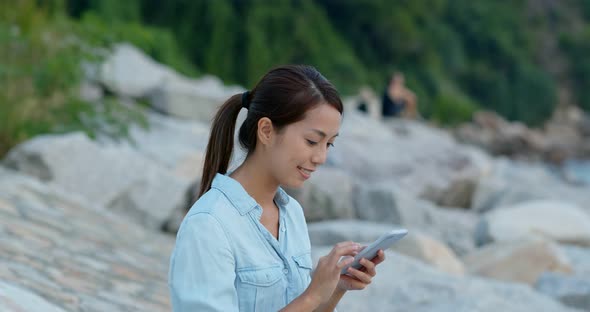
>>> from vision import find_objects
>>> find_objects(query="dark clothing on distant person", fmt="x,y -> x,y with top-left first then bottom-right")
382,90 -> 406,117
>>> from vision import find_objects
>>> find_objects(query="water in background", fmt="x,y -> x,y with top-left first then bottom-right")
563,159 -> 590,185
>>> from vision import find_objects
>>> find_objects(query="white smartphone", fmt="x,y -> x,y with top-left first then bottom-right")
340,229 -> 408,274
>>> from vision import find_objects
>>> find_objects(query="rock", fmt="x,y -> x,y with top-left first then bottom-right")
475,200 -> 590,246
422,177 -> 477,209
307,220 -> 394,246
457,107 -> 590,165
310,247 -> 578,312
353,182 -> 432,226
463,238 -> 573,285
535,272 -> 590,311
100,111 -> 210,182
353,183 -> 478,256
2,132 -> 191,229
0,167 -> 173,311
328,112 -> 492,198
148,74 -> 244,123
308,220 -> 464,275
393,231 -> 465,276
559,245 -> 590,277
471,158 -> 590,213
99,43 -> 178,98
455,111 -> 551,160
79,82 -> 103,102
0,281 -> 67,312
286,167 -> 355,221
424,206 -> 478,256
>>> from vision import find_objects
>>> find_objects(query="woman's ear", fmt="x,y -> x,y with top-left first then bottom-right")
257,117 -> 274,146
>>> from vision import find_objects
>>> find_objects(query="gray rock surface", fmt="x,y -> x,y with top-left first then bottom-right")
3,132 -> 190,229
535,272 -> 590,311
286,167 -> 355,221
311,247 -> 580,312
328,113 -> 493,197
463,238 -> 572,285
472,158 -> 590,213
475,200 -> 590,246
0,167 -> 173,311
0,281 -> 67,312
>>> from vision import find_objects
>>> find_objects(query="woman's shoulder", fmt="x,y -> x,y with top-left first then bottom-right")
183,188 -> 238,223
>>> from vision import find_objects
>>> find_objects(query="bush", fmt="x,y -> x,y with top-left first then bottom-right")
0,1 -> 150,158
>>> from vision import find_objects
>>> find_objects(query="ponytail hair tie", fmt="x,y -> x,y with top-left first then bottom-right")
241,91 -> 250,109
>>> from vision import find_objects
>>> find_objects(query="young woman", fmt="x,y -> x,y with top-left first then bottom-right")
168,65 -> 385,311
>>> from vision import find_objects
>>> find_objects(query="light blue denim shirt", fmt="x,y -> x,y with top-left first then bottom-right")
169,173 -> 314,311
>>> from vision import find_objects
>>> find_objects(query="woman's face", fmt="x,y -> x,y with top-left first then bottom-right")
267,103 -> 342,188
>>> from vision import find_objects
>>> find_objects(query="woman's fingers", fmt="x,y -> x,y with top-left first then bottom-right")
370,249 -> 386,266
346,265 -> 372,284
330,242 -> 361,262
359,258 -> 376,276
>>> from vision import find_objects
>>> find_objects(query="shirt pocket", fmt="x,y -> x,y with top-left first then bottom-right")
293,251 -> 313,286
236,265 -> 285,311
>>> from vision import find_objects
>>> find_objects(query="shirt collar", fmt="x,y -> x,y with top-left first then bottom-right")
211,173 -> 290,216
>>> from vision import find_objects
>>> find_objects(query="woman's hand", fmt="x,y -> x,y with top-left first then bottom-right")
337,249 -> 386,291
302,241 -> 361,306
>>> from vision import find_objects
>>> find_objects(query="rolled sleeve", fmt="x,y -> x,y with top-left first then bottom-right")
169,213 -> 238,312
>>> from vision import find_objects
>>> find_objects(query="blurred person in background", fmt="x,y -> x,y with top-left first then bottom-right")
169,65 -> 386,312
382,71 -> 419,119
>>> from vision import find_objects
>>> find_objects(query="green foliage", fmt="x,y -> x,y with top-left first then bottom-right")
560,26 -> 590,111
431,92 -> 477,126
0,0 -> 149,158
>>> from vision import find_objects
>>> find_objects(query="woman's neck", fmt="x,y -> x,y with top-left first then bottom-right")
229,156 -> 278,208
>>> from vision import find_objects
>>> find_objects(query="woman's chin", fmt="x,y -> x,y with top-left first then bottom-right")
282,178 -> 306,189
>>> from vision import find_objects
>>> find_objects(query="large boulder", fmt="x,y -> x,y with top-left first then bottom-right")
424,205 -> 478,256
353,182 -> 432,226
311,247 -> 579,312
2,132 -> 190,229
472,158 -> 590,213
97,43 -> 244,123
286,167 -> 355,221
100,110 -> 210,182
148,75 -> 244,123
475,200 -> 590,246
463,238 -> 573,285
98,43 -> 178,98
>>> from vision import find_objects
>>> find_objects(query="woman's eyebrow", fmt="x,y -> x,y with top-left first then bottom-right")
310,129 -> 339,138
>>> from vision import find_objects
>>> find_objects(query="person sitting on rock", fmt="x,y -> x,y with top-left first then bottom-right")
169,65 -> 385,312
382,71 -> 418,118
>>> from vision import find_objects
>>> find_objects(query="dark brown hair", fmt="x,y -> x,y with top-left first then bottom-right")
198,65 -> 343,198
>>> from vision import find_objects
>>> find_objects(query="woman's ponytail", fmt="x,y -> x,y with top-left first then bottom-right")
198,93 -> 245,198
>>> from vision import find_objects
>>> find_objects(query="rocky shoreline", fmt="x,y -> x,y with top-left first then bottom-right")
1,43 -> 589,311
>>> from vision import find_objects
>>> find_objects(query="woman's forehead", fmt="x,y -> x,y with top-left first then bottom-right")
296,104 -> 341,135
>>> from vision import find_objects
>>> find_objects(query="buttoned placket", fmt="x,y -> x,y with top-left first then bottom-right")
249,203 -> 294,301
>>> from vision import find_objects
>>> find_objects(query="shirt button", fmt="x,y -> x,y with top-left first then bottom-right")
283,268 -> 289,275
281,227 -> 286,232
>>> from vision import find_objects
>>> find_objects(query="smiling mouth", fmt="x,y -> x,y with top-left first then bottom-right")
297,166 -> 313,178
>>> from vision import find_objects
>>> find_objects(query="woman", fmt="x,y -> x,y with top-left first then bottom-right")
382,72 -> 418,118
169,65 -> 385,311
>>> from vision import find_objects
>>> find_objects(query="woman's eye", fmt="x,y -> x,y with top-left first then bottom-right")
306,139 -> 318,146
327,142 -> 335,148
